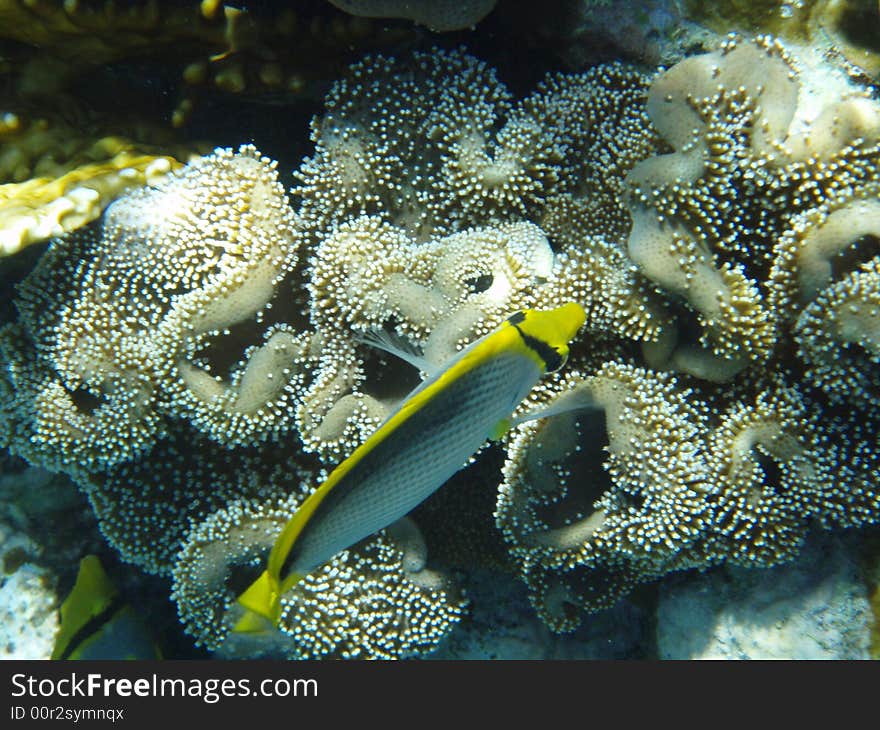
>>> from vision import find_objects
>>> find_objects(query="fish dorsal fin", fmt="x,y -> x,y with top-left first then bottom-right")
358,328 -> 437,376
370,330 -> 493,429
52,555 -> 119,660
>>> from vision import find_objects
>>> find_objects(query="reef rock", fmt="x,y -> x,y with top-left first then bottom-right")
656,533 -> 872,659
0,522 -> 58,660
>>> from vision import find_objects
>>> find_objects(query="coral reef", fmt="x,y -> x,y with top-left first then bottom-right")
294,49 -> 664,459
624,34 -> 880,381
492,34 -> 880,630
0,1 -> 412,116
0,0 -> 420,254
294,49 -> 658,243
496,363 -> 711,629
686,0 -> 880,75
0,145 -> 303,476
770,187 -> 880,408
0,142 -> 471,658
303,217 -> 564,458
2,32 -> 879,654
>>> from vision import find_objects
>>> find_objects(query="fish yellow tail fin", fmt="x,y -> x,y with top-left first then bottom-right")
232,568 -> 305,634
232,608 -> 276,635
233,570 -> 280,633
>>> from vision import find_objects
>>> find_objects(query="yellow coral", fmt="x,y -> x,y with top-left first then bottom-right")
0,148 -> 180,256
0,110 -> 202,255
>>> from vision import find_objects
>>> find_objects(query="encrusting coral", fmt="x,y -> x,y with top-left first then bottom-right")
625,34 -> 880,381
498,33 -> 880,628
172,489 -> 464,660
2,35 -> 879,651
769,185 -> 880,408
0,139 -> 470,658
294,49 -> 666,460
295,50 -> 659,244
301,217 -> 559,459
698,382 -> 837,566
0,146 -> 304,476
0,140 -> 473,657
495,363 -> 711,629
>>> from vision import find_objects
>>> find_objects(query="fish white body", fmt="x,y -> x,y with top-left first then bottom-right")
234,302 -> 586,630
289,349 -> 540,574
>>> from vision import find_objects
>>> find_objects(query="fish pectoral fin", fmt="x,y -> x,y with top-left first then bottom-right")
233,570 -> 281,632
489,418 -> 511,441
509,390 -> 602,428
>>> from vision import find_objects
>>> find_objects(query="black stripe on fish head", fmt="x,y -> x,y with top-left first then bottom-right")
512,324 -> 566,372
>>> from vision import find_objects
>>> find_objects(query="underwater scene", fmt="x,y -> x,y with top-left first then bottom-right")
0,0 -> 879,661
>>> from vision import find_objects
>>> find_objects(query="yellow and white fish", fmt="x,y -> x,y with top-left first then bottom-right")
234,302 -> 586,632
